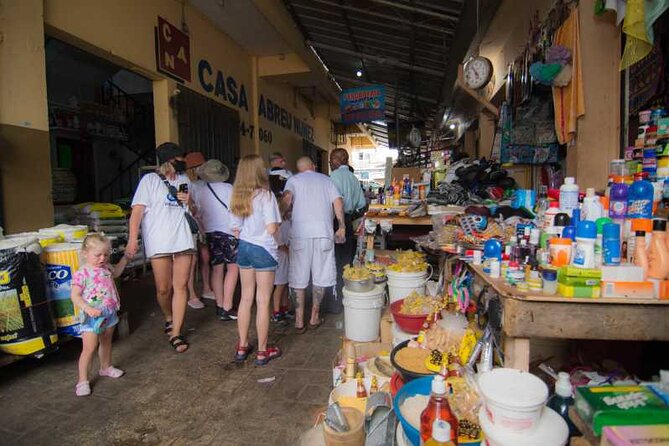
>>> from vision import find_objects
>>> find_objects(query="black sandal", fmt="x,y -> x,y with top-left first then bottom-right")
164,321 -> 173,335
169,335 -> 189,353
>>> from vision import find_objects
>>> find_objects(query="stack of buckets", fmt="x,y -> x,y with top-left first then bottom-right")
387,267 -> 429,346
342,281 -> 385,342
477,368 -> 569,446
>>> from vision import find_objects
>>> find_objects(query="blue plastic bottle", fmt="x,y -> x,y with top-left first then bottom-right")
602,223 -> 621,265
627,179 -> 654,219
547,372 -> 579,437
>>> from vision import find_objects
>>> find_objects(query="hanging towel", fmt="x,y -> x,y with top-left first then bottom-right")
620,0 -> 651,70
552,7 -> 585,145
645,0 -> 669,44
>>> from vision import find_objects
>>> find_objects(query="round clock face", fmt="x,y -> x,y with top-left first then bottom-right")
464,57 -> 493,90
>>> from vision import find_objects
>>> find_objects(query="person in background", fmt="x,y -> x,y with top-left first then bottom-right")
190,160 -> 239,322
230,155 -> 282,366
271,200 -> 292,324
329,148 -> 367,314
184,151 -> 210,310
281,156 -> 345,334
127,142 -> 195,353
268,152 -> 293,196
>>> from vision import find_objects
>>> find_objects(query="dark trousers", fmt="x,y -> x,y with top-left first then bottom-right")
325,213 -> 355,314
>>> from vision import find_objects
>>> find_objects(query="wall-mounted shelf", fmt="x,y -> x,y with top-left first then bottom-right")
452,64 -> 499,120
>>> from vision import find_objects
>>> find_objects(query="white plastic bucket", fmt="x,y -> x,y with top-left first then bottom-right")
391,322 -> 414,347
343,285 -> 385,342
386,267 -> 430,303
479,406 -> 568,446
478,368 -> 548,434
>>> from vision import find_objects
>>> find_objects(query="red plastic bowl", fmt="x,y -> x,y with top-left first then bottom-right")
390,299 -> 434,334
390,372 -> 405,397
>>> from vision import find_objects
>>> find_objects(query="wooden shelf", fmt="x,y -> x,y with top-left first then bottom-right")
452,64 -> 499,120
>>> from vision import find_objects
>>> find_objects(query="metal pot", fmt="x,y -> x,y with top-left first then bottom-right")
343,277 -> 374,293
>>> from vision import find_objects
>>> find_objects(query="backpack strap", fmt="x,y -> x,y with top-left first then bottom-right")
206,183 -> 229,210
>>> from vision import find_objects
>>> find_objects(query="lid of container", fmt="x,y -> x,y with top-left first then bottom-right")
576,221 -> 597,239
631,218 -> 653,232
555,372 -> 573,398
635,230 -> 647,237
653,219 -> 667,231
595,217 -> 613,234
550,238 -> 573,246
562,226 -> 576,241
542,268 -> 557,280
432,374 -> 446,395
479,407 -> 569,446
585,188 -> 596,197
549,201 -> 559,209
564,177 -> 575,185
478,368 -> 548,407
554,213 -> 570,227
602,223 -> 620,239
431,420 -> 451,442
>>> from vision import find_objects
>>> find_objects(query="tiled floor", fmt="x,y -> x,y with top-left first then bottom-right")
0,274 -> 342,445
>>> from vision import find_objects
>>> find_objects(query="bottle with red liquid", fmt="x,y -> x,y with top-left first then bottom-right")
420,375 -> 458,443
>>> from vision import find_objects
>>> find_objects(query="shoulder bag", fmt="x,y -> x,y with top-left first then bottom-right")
157,174 -> 200,235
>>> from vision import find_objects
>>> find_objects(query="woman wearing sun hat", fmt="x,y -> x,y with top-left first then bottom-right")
190,159 -> 239,322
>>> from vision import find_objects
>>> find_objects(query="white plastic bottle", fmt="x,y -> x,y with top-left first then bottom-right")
559,177 -> 580,217
581,188 -> 604,221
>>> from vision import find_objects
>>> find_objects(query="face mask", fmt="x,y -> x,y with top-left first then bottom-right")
172,160 -> 187,173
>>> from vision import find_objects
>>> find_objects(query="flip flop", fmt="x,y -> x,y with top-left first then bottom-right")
164,321 -> 173,336
169,335 -> 189,353
188,299 -> 205,310
308,318 -> 325,330
295,325 -> 307,335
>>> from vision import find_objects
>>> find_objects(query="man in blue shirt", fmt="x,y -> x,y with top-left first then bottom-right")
329,148 -> 367,313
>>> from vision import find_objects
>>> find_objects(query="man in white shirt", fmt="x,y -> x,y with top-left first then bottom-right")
329,148 -> 367,313
282,156 -> 345,333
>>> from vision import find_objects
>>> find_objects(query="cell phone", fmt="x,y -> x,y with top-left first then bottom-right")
178,184 -> 188,193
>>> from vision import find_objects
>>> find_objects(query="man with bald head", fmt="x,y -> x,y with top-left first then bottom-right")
282,156 -> 346,332
329,148 -> 367,312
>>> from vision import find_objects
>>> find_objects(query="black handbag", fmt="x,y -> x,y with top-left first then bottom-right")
157,174 -> 199,235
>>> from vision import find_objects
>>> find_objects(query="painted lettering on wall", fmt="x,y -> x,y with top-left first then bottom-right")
258,95 -> 314,142
156,17 -> 191,82
197,59 -> 249,111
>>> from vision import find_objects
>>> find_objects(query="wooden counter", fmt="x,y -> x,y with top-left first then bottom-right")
468,264 -> 669,371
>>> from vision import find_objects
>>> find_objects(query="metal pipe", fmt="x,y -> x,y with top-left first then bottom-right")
296,10 -> 450,36
368,0 -> 460,21
307,41 -> 444,77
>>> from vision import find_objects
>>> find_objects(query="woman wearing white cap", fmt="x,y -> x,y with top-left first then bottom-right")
190,159 -> 239,322
127,142 -> 196,353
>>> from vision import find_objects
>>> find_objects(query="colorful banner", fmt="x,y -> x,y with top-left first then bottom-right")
340,86 -> 385,124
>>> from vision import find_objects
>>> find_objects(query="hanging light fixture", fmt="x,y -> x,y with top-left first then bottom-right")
356,70 -> 363,78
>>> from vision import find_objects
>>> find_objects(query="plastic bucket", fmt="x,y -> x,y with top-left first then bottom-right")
322,407 -> 365,446
39,224 -> 88,243
478,368 -> 548,433
387,267 -> 430,303
479,406 -> 568,446
0,237 -> 58,356
343,285 -> 384,342
44,243 -> 82,337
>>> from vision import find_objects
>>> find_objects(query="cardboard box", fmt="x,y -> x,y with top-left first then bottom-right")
601,281 -> 655,299
601,425 -> 669,446
601,265 -> 646,283
557,283 -> 601,298
391,167 -> 423,183
560,266 -> 602,279
380,307 -> 393,345
331,341 -> 392,387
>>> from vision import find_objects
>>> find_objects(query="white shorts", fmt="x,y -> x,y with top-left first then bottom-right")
274,250 -> 289,285
289,238 -> 336,289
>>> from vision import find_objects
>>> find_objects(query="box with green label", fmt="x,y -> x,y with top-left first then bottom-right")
575,385 -> 669,435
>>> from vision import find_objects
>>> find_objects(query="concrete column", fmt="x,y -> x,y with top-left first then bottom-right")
152,79 -> 179,148
0,0 -> 53,231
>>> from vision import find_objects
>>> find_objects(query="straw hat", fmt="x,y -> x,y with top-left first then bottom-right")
197,159 -> 230,183
185,152 -> 206,169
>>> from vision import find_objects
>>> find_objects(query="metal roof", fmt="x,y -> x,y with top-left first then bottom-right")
283,0 -> 500,149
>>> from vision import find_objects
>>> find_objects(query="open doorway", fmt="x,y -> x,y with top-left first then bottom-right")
45,37 -> 155,215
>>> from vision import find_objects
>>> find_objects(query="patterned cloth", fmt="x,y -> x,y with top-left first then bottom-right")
206,231 -> 238,265
71,265 -> 120,312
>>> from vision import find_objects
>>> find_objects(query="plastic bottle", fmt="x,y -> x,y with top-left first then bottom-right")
547,372 -> 579,436
423,420 -> 456,446
648,219 -> 669,280
627,179 -> 655,219
559,177 -> 580,217
535,185 -> 550,223
634,230 -> 650,279
627,219 -> 652,263
543,201 -> 560,229
594,217 -> 613,267
602,223 -> 621,266
609,176 -> 629,220
582,188 -> 604,221
573,221 -> 597,269
403,174 -> 411,199
420,375 -> 458,443
355,372 -> 367,397
393,178 -> 401,203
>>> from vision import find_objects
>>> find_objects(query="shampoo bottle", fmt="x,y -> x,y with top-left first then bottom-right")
648,219 -> 669,280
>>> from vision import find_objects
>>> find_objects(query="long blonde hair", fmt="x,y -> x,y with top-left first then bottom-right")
231,154 -> 270,217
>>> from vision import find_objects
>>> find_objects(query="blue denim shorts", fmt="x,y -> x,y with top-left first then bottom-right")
237,240 -> 278,271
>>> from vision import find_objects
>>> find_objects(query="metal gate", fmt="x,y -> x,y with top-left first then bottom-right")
177,87 -> 240,178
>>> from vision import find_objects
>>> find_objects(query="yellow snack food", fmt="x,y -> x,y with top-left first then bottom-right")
343,264 -> 373,280
400,291 -> 441,315
387,250 -> 428,272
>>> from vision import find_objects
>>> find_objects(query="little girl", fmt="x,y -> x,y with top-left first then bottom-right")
71,233 -> 129,396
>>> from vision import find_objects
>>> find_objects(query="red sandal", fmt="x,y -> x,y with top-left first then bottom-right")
255,346 -> 282,366
234,343 -> 254,362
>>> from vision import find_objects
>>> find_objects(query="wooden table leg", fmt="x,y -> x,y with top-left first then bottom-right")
505,337 -> 530,371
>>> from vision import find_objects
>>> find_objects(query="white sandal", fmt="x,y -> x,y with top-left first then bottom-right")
99,366 -> 125,378
75,381 -> 91,397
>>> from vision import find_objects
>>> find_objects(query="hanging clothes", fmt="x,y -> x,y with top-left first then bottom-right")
620,0 -> 651,70
552,7 -> 585,145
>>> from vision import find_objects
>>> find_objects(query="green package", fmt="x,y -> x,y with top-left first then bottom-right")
575,385 -> 669,435
557,268 -> 600,286
559,266 -> 602,279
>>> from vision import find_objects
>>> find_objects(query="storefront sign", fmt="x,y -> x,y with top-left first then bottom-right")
258,95 -> 313,142
156,16 -> 191,82
340,86 -> 385,124
198,59 -> 249,111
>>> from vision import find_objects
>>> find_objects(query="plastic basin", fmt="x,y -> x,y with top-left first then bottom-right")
390,299 -> 434,334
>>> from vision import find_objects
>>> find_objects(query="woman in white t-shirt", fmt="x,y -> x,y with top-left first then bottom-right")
230,155 -> 282,366
127,142 -> 196,353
